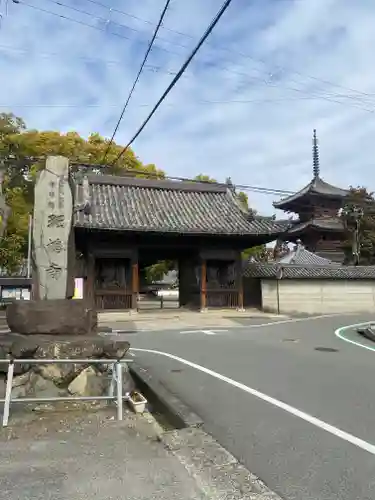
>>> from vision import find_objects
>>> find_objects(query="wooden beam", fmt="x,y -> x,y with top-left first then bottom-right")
85,253 -> 95,308
237,255 -> 244,311
132,259 -> 139,311
201,259 -> 207,311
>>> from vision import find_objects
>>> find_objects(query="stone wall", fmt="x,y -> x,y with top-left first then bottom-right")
0,336 -> 134,402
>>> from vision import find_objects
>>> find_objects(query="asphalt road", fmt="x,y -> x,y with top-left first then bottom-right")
109,314 -> 375,500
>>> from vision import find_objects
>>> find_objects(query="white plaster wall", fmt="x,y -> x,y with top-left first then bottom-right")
261,279 -> 375,314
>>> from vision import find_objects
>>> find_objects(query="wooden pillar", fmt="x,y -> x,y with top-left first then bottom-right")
131,258 -> 139,311
237,255 -> 244,311
200,259 -> 207,311
85,253 -> 95,309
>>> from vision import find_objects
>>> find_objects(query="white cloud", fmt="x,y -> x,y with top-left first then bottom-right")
1,0 -> 375,217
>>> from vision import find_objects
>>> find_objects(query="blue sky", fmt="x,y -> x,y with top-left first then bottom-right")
1,0 -> 375,216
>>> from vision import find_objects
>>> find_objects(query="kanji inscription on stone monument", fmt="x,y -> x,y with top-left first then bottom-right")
33,156 -> 73,300
46,238 -> 64,253
47,214 -> 65,228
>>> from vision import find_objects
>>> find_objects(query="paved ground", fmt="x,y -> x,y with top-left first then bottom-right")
0,404 -> 282,500
0,407 -> 208,500
108,313 -> 375,500
98,308 -> 285,332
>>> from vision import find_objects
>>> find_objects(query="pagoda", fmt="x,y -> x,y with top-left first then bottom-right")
273,130 -> 349,263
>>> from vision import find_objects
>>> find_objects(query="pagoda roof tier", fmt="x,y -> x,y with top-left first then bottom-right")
281,217 -> 345,239
74,174 -> 289,242
273,176 -> 349,212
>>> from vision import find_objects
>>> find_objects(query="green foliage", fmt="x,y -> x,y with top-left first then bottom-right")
242,245 -> 267,262
194,174 -> 216,183
341,186 -> 375,265
0,112 -> 165,273
237,191 -> 249,210
195,174 -> 265,260
144,260 -> 175,283
0,114 -> 271,274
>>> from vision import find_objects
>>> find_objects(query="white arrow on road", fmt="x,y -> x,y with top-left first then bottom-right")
180,329 -> 228,336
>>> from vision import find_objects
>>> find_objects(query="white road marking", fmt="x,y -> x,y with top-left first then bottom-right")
335,321 -> 375,352
242,313 -> 347,330
103,313 -> 346,334
131,347 -> 375,456
180,329 -> 228,335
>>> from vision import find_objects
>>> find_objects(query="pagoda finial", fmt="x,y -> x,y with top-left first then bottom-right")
312,129 -> 320,178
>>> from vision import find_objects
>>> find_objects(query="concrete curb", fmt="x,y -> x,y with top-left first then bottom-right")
130,361 -> 281,500
129,361 -> 203,429
162,428 -> 282,500
357,326 -> 375,342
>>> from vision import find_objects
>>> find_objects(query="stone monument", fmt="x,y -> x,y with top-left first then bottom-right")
6,156 -> 97,335
2,157 -> 133,409
33,155 -> 73,300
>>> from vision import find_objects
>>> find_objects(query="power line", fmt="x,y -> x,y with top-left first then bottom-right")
42,0 -> 155,40
70,161 -> 375,217
101,0 -> 172,163
70,160 -> 297,197
40,0 -> 375,109
6,155 -> 373,218
6,95 -> 373,109
15,1 -> 138,44
14,2 -> 375,114
0,44 -> 179,75
81,0 -> 375,104
3,40 -> 374,109
112,0 -> 236,165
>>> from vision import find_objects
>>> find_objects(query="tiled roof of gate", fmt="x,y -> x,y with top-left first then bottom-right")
244,263 -> 375,280
74,175 -> 290,236
277,245 -> 337,266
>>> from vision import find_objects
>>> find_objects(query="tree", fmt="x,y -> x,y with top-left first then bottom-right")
144,260 -> 176,283
194,174 -> 216,183
237,191 -> 248,210
0,112 -> 166,272
341,186 -> 375,265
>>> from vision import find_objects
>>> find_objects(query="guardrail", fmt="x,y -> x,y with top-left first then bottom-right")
1,358 -> 133,427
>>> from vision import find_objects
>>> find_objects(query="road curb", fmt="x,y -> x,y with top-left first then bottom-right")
162,428 -> 282,500
130,361 -> 281,499
129,361 -> 203,429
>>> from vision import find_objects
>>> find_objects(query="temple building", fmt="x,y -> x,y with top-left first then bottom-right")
72,172 -> 288,310
273,130 -> 349,263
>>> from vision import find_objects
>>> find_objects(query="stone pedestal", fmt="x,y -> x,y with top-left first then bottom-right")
6,299 -> 97,336
0,336 -> 133,400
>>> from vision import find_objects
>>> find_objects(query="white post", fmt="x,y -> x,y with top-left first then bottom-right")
108,363 -> 115,399
26,214 -> 32,279
3,361 -> 14,427
116,362 -> 123,421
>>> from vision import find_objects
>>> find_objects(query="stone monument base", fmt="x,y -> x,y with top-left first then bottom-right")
0,335 -> 134,400
6,299 -> 97,336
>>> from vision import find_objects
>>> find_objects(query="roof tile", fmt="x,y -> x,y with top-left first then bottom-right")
277,245 -> 337,266
273,176 -> 349,210
74,175 -> 288,237
244,263 -> 375,280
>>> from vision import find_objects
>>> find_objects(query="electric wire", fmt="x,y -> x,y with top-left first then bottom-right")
13,1 -> 375,114
101,0 -> 172,163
